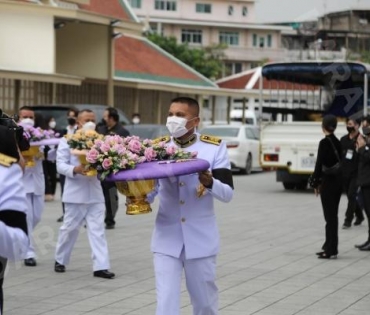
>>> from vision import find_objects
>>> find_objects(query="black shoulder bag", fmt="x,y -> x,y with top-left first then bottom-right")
322,138 -> 341,175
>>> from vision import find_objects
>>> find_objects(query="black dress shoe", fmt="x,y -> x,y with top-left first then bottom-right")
317,252 -> 337,259
354,240 -> 370,249
54,261 -> 66,273
24,258 -> 37,267
342,221 -> 351,229
359,243 -> 370,251
93,270 -> 115,279
105,224 -> 115,230
316,251 -> 325,256
57,216 -> 64,223
354,218 -> 364,226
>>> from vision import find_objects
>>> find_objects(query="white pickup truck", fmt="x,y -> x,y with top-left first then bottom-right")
260,121 -> 347,190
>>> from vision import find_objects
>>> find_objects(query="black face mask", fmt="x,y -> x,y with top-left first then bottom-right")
363,126 -> 370,136
347,126 -> 355,133
67,117 -> 76,126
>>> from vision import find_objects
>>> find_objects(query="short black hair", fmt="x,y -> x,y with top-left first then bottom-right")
362,115 -> 370,125
19,106 -> 34,112
322,114 -> 337,133
171,97 -> 199,116
346,117 -> 361,125
132,113 -> 141,118
78,109 -> 93,117
68,108 -> 79,117
106,107 -> 119,122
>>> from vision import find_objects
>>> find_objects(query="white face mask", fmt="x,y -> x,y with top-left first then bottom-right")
82,121 -> 96,131
21,118 -> 35,127
166,116 -> 196,138
49,121 -> 56,129
132,117 -> 140,124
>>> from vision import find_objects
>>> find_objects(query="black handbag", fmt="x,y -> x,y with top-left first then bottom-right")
322,138 -> 341,175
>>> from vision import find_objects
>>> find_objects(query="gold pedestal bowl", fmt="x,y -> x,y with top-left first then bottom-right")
22,146 -> 40,167
116,180 -> 155,215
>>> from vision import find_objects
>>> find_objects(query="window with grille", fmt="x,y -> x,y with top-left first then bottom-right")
181,29 -> 203,44
252,34 -> 257,47
155,0 -> 177,11
196,3 -> 212,13
128,0 -> 141,8
242,6 -> 248,16
219,31 -> 239,46
267,34 -> 272,47
228,5 -> 234,16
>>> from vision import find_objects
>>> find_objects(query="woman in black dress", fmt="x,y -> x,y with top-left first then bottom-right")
309,115 -> 342,259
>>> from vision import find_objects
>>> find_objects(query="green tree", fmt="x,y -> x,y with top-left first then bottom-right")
147,33 -> 226,80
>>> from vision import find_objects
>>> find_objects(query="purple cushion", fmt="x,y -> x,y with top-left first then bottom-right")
105,158 -> 210,182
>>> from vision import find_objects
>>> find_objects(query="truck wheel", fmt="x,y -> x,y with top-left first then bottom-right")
296,182 -> 308,190
241,154 -> 252,175
283,182 -> 295,190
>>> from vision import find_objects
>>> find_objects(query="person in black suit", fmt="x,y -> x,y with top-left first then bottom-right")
340,118 -> 364,229
309,115 -> 342,259
97,107 -> 129,229
354,123 -> 370,251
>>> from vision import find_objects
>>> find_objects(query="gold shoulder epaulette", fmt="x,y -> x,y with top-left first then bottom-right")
200,134 -> 222,146
152,135 -> 171,143
0,153 -> 17,167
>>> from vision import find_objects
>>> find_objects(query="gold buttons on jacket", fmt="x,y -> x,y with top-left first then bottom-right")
181,218 -> 186,223
180,200 -> 185,205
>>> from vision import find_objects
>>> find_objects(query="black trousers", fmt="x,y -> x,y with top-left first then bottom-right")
360,186 -> 370,241
320,175 -> 342,255
0,257 -> 7,315
43,160 -> 57,195
101,181 -> 119,226
343,176 -> 364,223
59,174 -> 65,215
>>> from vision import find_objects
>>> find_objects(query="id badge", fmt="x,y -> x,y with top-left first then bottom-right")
346,149 -> 353,160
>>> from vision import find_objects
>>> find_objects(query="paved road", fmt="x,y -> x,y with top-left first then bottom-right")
4,172 -> 370,315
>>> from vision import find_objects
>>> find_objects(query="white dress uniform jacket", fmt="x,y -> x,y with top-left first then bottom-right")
151,134 -> 233,260
0,164 -> 29,260
23,157 -> 44,196
56,138 -> 104,204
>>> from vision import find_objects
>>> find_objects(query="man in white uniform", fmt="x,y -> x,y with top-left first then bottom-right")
0,124 -> 29,315
19,106 -> 45,267
151,97 -> 234,315
54,109 -> 115,279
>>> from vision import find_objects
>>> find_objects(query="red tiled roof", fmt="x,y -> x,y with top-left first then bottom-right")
217,73 -> 254,89
114,36 -> 215,87
217,69 -> 318,91
80,0 -> 135,22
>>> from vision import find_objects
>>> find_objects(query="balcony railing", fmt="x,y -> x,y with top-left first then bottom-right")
224,46 -> 348,62
224,46 -> 287,62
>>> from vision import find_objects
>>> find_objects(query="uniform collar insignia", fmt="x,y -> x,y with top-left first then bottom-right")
173,134 -> 197,148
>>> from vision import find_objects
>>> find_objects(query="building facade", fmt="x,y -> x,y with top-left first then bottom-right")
129,0 -> 290,76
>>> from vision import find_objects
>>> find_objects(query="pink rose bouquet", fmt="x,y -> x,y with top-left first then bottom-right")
86,135 -> 142,180
86,135 -> 198,179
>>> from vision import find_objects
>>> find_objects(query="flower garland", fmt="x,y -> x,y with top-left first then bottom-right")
86,135 -> 197,180
21,125 -> 60,142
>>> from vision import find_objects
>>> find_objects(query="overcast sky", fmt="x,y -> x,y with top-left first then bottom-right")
255,0 -> 370,23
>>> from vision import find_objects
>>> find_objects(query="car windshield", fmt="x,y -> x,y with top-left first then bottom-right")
201,127 -> 240,137
125,125 -> 169,140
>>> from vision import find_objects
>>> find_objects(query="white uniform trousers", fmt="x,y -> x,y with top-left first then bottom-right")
25,193 -> 44,259
154,250 -> 218,315
55,202 -> 110,271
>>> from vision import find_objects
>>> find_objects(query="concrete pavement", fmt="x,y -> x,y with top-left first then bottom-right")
3,172 -> 370,315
